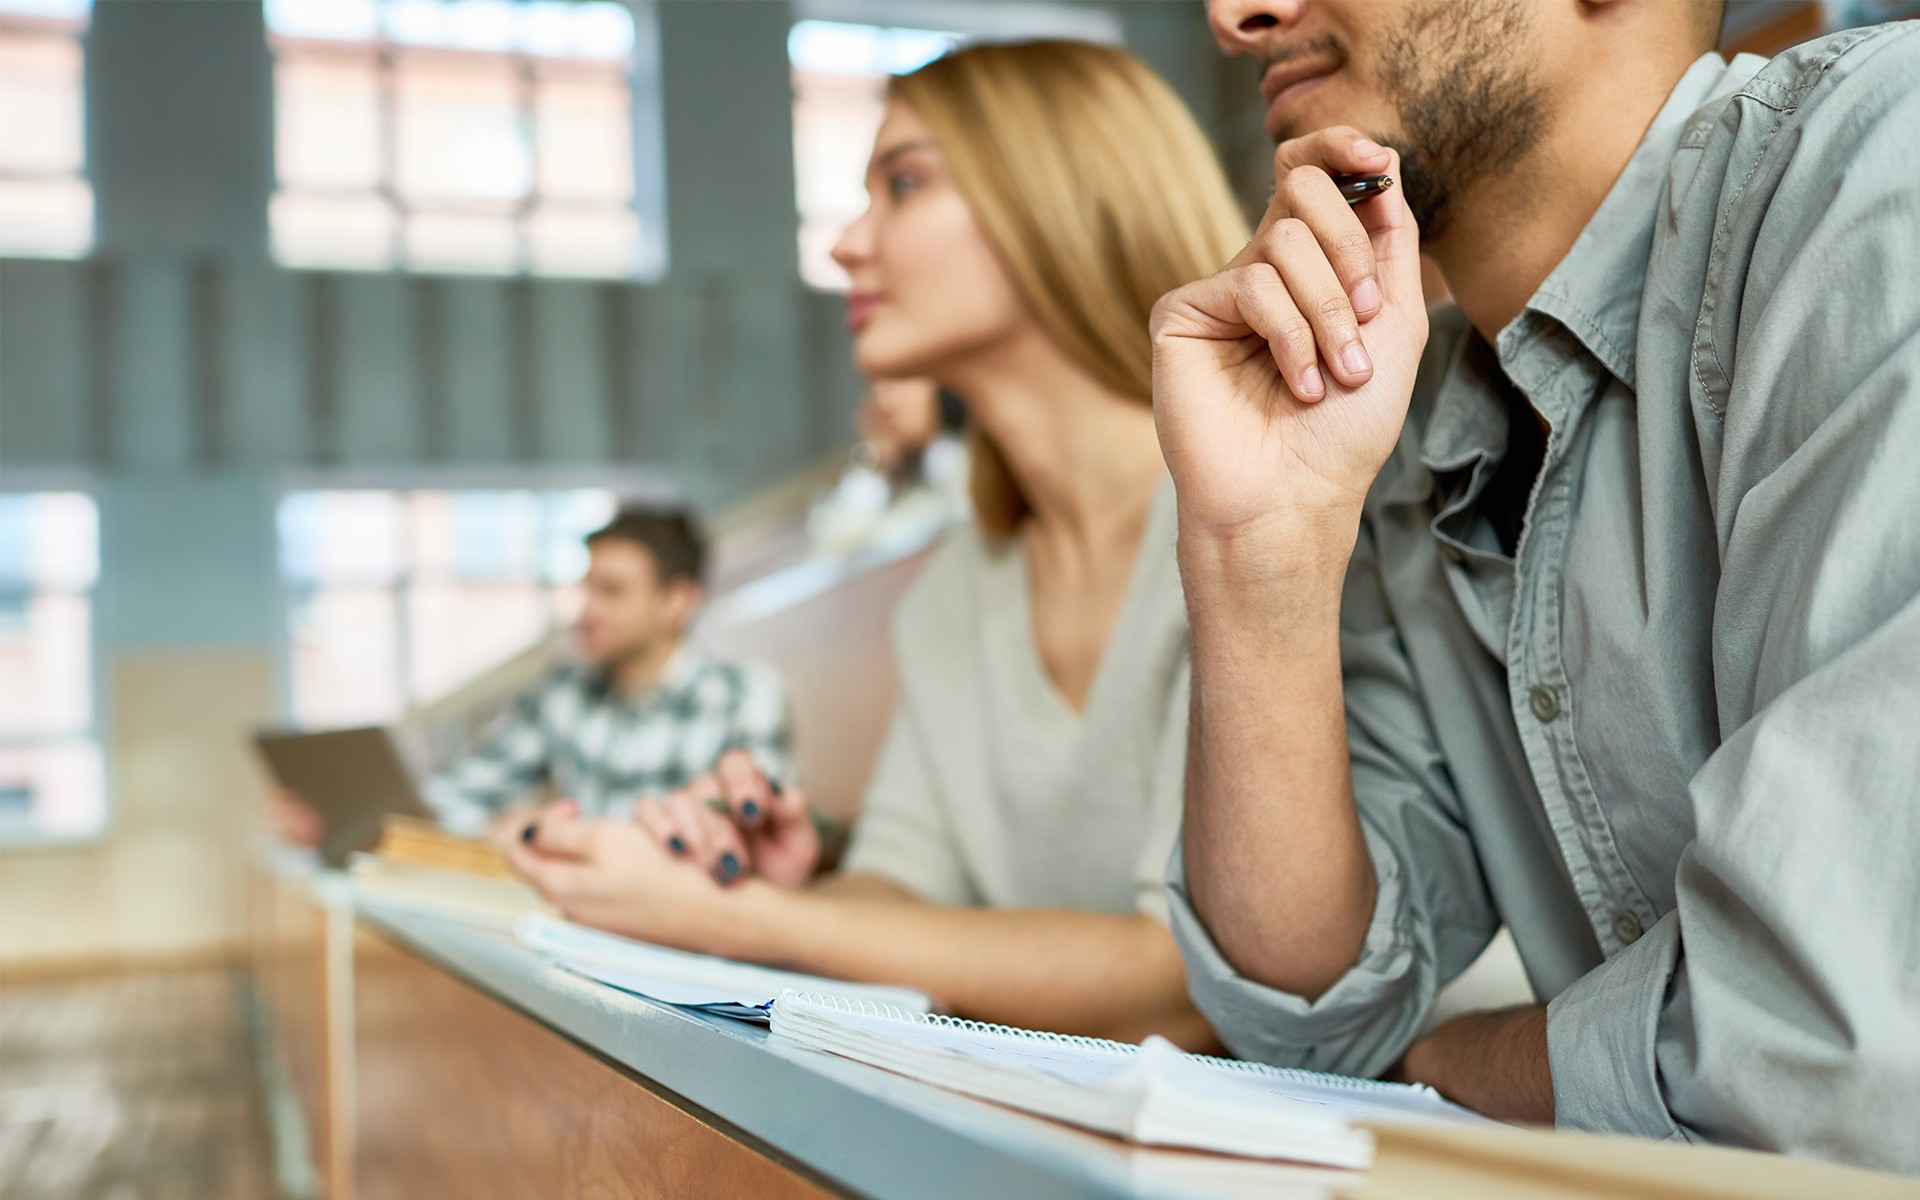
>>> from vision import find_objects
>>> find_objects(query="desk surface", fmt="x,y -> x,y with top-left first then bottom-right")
353,901 -> 1351,1200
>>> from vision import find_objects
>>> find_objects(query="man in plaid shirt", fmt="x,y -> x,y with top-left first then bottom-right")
423,507 -> 791,841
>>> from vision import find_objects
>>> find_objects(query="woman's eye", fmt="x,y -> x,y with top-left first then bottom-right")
887,173 -> 921,201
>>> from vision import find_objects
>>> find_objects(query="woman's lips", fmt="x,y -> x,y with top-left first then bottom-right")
845,292 -> 881,330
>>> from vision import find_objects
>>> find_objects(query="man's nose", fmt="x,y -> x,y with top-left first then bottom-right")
1207,0 -> 1307,55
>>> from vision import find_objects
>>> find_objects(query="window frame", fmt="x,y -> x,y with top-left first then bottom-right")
263,0 -> 666,281
271,467 -> 674,730
0,0 -> 96,261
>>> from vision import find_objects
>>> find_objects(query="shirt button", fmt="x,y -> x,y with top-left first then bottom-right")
1528,685 -> 1559,722
1612,910 -> 1643,945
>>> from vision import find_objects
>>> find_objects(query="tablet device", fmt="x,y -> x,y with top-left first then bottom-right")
254,726 -> 432,868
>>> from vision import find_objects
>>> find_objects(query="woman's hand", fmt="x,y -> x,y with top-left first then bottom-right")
1151,127 -> 1429,544
268,787 -> 325,847
640,751 -> 821,889
507,810 -> 737,946
489,798 -> 577,853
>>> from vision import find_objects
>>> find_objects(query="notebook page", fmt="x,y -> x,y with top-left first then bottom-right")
517,915 -> 932,1014
794,996 -> 1132,1086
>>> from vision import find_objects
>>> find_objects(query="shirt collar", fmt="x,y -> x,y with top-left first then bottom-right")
590,642 -> 705,707
1502,53 -> 1750,388
1419,52 -> 1747,475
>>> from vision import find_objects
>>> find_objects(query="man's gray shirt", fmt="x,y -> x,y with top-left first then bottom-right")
1168,30 -> 1920,1173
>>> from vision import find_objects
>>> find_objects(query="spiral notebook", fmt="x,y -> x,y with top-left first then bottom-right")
515,915 -> 932,1021
771,991 -> 1488,1167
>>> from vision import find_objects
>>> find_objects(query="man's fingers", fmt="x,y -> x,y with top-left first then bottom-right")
1227,264 -> 1327,402
1272,125 -> 1392,182
1277,165 -> 1382,321
1268,219 -> 1372,388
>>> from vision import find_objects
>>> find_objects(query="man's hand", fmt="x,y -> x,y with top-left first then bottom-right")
508,810 -> 738,947
639,751 -> 821,889
1398,1005 -> 1555,1124
1153,128 -> 1428,1002
1152,128 -> 1429,540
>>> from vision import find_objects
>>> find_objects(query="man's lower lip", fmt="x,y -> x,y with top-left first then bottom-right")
1267,73 -> 1333,126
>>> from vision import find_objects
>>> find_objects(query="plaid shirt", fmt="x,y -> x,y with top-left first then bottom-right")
422,645 -> 791,836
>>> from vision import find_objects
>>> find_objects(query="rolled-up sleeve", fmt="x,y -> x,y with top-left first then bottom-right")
1169,519 -> 1498,1078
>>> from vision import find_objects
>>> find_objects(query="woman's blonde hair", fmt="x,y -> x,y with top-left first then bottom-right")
890,41 -> 1248,536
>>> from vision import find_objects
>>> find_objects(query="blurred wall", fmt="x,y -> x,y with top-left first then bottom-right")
0,0 -> 1259,970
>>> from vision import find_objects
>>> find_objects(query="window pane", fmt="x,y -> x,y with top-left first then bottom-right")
0,31 -> 84,174
404,210 -> 517,274
394,54 -> 528,204
271,192 -> 396,269
0,592 -> 90,736
525,204 -> 633,278
29,491 -> 98,589
0,740 -> 105,841
266,0 -> 379,42
533,72 -> 630,202
306,490 -> 405,584
542,489 -> 616,583
406,581 -> 546,704
288,586 -> 402,726
275,52 -> 383,190
791,69 -> 888,291
0,175 -> 92,259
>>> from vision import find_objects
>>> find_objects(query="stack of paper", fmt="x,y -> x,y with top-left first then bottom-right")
349,854 -> 556,930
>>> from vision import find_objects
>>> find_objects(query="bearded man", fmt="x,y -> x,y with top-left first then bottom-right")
1152,0 -> 1920,1170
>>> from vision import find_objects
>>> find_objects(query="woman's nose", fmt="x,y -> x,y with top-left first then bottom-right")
831,205 -> 876,271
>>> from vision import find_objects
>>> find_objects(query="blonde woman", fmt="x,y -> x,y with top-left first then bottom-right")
511,42 -> 1246,1048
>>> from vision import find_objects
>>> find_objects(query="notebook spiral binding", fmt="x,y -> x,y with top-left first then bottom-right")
779,991 -> 1415,1096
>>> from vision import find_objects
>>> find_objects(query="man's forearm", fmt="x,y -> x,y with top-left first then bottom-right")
1397,1005 -> 1554,1123
1179,517 -> 1375,1001
722,879 -> 1218,1050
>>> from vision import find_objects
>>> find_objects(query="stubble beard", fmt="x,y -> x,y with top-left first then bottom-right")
1274,1 -> 1549,245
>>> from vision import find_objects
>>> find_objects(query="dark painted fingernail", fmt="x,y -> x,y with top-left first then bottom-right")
520,823 -> 537,844
668,835 -> 686,855
718,851 -> 740,879
741,800 -> 760,819
768,779 -> 782,796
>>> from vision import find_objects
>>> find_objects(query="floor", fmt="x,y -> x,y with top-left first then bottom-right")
0,966 -> 274,1200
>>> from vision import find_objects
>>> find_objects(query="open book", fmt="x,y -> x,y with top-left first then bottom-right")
515,914 -> 932,1021
771,991 -> 1488,1167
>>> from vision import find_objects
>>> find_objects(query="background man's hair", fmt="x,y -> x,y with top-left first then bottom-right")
586,506 -> 706,586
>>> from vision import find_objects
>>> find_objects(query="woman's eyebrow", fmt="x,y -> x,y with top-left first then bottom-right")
871,139 -> 938,171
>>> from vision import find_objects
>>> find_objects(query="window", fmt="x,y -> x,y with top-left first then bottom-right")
0,492 -> 104,843
264,0 -> 662,279
789,20 -> 957,292
278,487 -> 617,728
0,0 -> 93,259
787,5 -> 1122,291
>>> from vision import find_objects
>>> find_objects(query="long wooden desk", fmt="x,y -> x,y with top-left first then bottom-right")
249,864 -> 1920,1200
